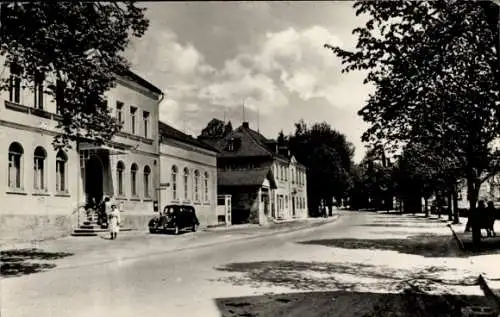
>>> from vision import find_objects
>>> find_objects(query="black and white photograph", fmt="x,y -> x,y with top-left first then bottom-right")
1,1 -> 500,316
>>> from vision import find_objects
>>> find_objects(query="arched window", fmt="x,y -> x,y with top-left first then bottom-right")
183,167 -> 189,201
56,150 -> 67,192
171,166 -> 178,200
33,146 -> 46,190
204,172 -> 209,202
194,170 -> 200,201
143,165 -> 151,198
117,161 -> 125,196
131,163 -> 138,196
8,142 -> 23,189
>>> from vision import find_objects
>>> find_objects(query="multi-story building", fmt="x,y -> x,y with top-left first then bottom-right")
0,57 -> 163,241
199,121 -> 308,224
158,122 -> 219,227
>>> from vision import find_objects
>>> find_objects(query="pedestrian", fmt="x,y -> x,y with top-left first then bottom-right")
486,201 -> 496,237
108,202 -> 120,240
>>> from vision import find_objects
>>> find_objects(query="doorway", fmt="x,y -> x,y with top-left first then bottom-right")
85,154 -> 104,204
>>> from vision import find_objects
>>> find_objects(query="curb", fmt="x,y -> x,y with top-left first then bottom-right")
478,274 -> 500,314
11,214 -> 342,272
447,223 -> 466,251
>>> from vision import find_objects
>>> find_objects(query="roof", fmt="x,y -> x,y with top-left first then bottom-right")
206,122 -> 291,162
120,69 -> 163,95
217,166 -> 277,189
159,121 -> 219,153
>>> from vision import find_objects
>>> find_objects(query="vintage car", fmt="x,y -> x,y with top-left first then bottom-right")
148,204 -> 200,235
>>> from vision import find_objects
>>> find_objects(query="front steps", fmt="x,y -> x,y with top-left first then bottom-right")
72,213 -> 135,237
72,216 -> 108,236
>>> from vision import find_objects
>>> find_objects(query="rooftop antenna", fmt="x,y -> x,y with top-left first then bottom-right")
257,106 -> 260,133
242,98 -> 246,123
223,107 -> 226,124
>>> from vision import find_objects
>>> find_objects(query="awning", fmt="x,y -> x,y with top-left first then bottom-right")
79,142 -> 130,155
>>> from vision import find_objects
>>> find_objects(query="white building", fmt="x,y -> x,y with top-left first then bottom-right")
158,122 -> 219,227
0,57 -> 164,242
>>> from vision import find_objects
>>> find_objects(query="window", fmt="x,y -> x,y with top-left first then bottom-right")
131,163 -> 138,196
194,170 -> 200,201
9,64 -> 22,104
143,111 -> 150,138
143,165 -> 151,198
204,172 -> 209,202
171,166 -> 178,200
285,195 -> 288,209
34,72 -> 44,109
56,150 -> 67,192
56,80 -> 66,114
33,146 -> 46,190
8,142 -> 23,189
117,161 -> 125,196
183,167 -> 189,201
130,106 -> 137,134
116,101 -> 124,124
227,139 -> 234,152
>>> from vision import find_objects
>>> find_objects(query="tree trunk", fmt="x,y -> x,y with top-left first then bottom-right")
424,198 -> 429,216
452,183 -> 460,224
467,176 -> 481,248
447,192 -> 453,221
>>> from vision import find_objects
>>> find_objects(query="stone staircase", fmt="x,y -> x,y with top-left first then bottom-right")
71,213 -> 108,237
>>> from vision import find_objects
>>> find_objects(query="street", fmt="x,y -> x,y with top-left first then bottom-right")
1,211 -> 495,317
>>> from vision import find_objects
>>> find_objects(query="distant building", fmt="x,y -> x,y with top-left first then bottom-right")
200,121 -> 308,224
0,55 -> 164,241
158,121 -> 219,227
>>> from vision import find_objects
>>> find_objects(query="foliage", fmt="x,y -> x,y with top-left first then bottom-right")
287,119 -> 355,211
200,118 -> 233,139
326,1 -> 500,213
0,2 -> 150,149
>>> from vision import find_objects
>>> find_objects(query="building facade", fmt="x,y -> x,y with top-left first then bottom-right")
200,121 -> 308,225
0,57 -> 163,242
158,122 -> 219,227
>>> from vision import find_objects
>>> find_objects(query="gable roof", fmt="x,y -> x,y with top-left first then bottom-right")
217,166 -> 277,189
120,69 -> 163,95
159,121 -> 219,152
202,122 -> 290,162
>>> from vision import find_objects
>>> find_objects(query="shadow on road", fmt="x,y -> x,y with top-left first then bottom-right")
298,234 -> 462,258
357,223 -> 448,229
215,290 -> 492,317
1,248 -> 73,277
215,260 -> 477,294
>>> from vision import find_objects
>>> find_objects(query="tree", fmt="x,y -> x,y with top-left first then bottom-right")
327,1 -> 500,245
200,118 -> 233,138
287,120 -> 355,214
0,2 -> 150,149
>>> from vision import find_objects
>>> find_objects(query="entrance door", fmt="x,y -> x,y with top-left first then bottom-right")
85,155 -> 104,204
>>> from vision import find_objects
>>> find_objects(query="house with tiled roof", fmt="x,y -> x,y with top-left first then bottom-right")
199,121 -> 308,224
158,121 -> 219,228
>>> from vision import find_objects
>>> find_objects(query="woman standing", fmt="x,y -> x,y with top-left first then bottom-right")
108,202 -> 121,240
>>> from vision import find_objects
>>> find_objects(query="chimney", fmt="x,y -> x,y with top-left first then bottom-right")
242,122 -> 249,129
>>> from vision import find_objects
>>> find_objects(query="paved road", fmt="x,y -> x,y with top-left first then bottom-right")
1,211 -> 492,317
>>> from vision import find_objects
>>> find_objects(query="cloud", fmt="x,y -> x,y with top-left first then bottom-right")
127,3 -> 374,161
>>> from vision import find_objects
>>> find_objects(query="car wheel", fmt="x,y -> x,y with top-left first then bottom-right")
192,224 -> 197,232
174,225 -> 180,235
149,228 -> 156,234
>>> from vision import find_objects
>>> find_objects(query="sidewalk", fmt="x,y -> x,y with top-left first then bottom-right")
0,215 -> 339,275
447,215 -> 500,303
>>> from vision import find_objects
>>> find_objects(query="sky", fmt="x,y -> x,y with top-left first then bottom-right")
124,2 -> 374,162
